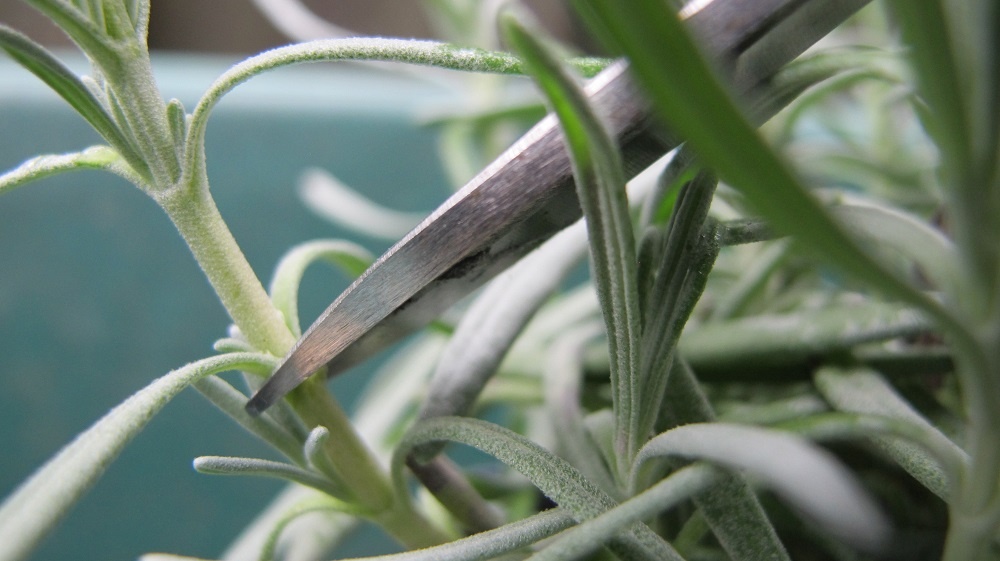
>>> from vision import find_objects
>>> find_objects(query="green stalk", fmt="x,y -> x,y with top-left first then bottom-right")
288,376 -> 450,549
161,174 -> 448,550
158,174 -> 296,356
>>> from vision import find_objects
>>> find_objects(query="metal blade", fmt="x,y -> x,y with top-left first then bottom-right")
247,0 -> 871,415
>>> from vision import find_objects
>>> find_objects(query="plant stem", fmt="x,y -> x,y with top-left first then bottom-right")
160,173 -> 449,549
289,376 -> 450,548
158,173 -> 296,357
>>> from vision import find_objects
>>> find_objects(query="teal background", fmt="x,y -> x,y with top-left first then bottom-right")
0,54 -> 456,560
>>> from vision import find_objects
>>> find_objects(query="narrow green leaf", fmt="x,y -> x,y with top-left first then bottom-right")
166,98 -> 187,161
330,510 -> 574,561
20,1 -> 118,67
0,23 -> 144,174
301,426 -> 351,498
0,146 -> 141,197
397,417 -> 683,561
544,323 -> 620,497
657,357 -> 791,561
256,496 -> 362,561
814,365 -> 969,498
885,1 -> 977,190
501,9 -> 643,476
720,394 -> 829,426
133,0 -> 151,43
634,423 -> 890,552
830,201 -> 961,295
0,352 -> 274,561
762,47 -> 904,143
185,38 -> 609,177
213,336 -> 255,354
192,375 -> 306,466
93,0 -> 136,42
709,239 -> 789,320
217,485 -> 357,561
526,465 -> 720,561
303,426 -> 330,470
405,455 -> 505,534
637,172 -> 719,441
298,169 -> 427,240
680,301 -> 933,381
639,145 -> 696,227
575,0 -> 973,372
194,456 -> 350,501
268,239 -> 373,336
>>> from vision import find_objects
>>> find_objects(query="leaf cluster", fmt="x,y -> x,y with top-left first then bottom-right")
1,1 -> 998,561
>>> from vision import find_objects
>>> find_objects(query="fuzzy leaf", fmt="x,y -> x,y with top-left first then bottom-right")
220,485 -> 357,561
268,239 -> 373,336
301,425 -> 350,498
185,38 -> 609,175
657,358 -> 791,561
397,417 -> 683,561
256,495 -> 361,561
501,9 -> 643,476
192,375 -> 306,465
923,1 -> 1000,294
166,97 -> 187,159
830,201 -> 961,295
330,510 -> 574,561
814,365 -> 969,498
0,352 -> 275,561
637,172 -> 719,442
635,423 -> 890,552
527,465 -> 720,561
680,301 -> 933,380
0,146 -> 140,197
0,24 -> 143,173
126,0 -> 152,43
194,456 -> 350,501
544,323 -> 620,497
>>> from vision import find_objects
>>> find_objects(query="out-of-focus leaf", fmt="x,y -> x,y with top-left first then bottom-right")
298,169 -> 427,240
268,239 -> 373,336
635,423 -> 890,552
680,301 -> 932,380
814,365 -> 969,498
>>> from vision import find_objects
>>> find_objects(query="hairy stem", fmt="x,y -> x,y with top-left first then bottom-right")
289,376 -> 451,548
158,172 -> 296,356
160,172 -> 448,549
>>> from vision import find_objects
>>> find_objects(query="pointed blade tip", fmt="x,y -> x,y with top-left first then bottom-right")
244,362 -> 309,416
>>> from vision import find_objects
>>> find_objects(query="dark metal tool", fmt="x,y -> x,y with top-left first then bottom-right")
247,0 -> 871,415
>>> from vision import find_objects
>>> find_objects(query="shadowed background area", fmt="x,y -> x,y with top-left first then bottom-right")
0,1 -> 581,53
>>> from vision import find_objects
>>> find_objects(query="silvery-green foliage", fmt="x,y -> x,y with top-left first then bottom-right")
1,0 -> 996,560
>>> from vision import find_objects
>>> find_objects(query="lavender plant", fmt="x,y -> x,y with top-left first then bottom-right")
1,1 -> 996,560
